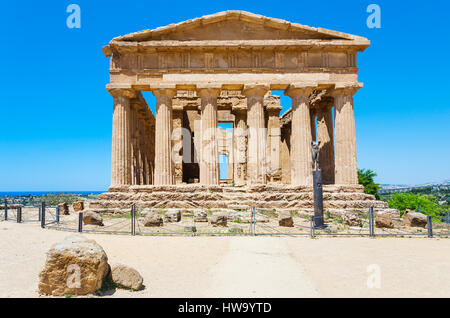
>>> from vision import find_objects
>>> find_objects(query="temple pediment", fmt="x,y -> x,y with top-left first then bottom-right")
109,11 -> 368,44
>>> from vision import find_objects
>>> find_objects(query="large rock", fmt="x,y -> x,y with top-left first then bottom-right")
403,209 -> 427,228
209,212 -> 227,226
73,201 -> 84,212
143,213 -> 163,227
342,212 -> 361,227
58,203 -> 70,215
110,264 -> 143,291
278,211 -> 294,227
375,213 -> 394,228
194,210 -> 208,222
83,211 -> 104,226
38,236 -> 108,296
164,210 -> 181,222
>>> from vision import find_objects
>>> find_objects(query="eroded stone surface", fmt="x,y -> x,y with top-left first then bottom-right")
403,210 -> 427,228
83,211 -> 104,226
38,236 -> 108,296
143,213 -> 163,227
278,211 -> 294,227
375,214 -> 394,229
209,212 -> 228,226
110,264 -> 143,291
73,201 -> 84,212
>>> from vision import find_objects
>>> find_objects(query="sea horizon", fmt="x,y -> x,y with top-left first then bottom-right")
0,191 -> 106,197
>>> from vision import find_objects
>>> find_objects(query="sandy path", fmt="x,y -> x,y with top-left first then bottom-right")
1,221 -> 450,297
285,237 -> 450,297
201,237 -> 319,297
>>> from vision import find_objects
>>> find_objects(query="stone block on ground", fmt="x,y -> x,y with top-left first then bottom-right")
164,210 -> 181,222
278,211 -> 294,227
209,212 -> 227,226
342,212 -> 361,227
73,201 -> 85,212
375,213 -> 394,228
38,236 -> 108,296
194,210 -> 208,222
403,209 -> 427,228
110,264 -> 143,291
58,203 -> 70,215
83,211 -> 104,226
143,213 -> 163,227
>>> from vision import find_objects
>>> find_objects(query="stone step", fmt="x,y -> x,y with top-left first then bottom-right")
99,191 -> 376,202
90,198 -> 388,210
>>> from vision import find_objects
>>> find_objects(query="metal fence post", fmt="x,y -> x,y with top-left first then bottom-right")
418,205 -> 421,213
369,207 -> 375,237
4,199 -> 7,221
446,213 -> 450,224
78,212 -> 83,233
310,216 -> 315,238
251,207 -> 255,236
56,206 -> 60,223
131,204 -> 136,236
38,206 -> 41,221
17,207 -> 22,223
427,216 -> 433,238
40,202 -> 46,228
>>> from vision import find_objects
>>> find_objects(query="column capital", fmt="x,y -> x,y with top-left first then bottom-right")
330,83 -> 363,97
151,87 -> 177,98
242,84 -> 270,97
197,87 -> 221,98
284,83 -> 318,98
314,96 -> 334,111
107,85 -> 137,98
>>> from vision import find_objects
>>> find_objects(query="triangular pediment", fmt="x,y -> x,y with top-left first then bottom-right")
111,10 -> 367,43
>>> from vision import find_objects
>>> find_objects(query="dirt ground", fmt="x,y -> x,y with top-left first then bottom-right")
1,220 -> 449,298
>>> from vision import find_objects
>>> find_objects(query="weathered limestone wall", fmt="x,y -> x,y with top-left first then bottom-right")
94,184 -> 388,210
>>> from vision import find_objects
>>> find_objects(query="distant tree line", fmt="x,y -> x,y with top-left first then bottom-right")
358,169 -> 450,221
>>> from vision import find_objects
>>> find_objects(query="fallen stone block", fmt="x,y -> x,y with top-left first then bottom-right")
73,201 -> 85,212
278,211 -> 294,227
110,264 -> 143,291
83,211 -> 104,226
164,210 -> 181,222
38,236 -> 108,296
403,209 -> 427,228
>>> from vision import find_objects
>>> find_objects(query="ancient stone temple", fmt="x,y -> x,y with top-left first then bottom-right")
94,11 -> 387,210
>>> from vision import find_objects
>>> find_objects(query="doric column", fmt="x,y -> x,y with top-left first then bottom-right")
243,85 -> 269,185
233,110 -> 247,186
152,88 -> 177,185
331,85 -> 360,185
285,84 -> 316,186
310,107 -> 317,142
316,98 -> 335,184
266,104 -> 282,182
172,107 -> 184,184
197,87 -> 221,185
109,88 -> 136,186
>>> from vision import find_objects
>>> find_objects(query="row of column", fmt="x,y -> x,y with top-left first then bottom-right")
111,88 -> 154,187
110,84 -> 359,187
286,84 -> 359,185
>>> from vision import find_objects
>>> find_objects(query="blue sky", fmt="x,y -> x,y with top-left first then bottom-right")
1,0 -> 449,191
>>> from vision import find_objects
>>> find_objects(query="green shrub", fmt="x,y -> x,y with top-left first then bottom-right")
358,169 -> 381,200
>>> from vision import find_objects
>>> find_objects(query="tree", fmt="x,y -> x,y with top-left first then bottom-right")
387,192 -> 443,219
358,169 -> 381,200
